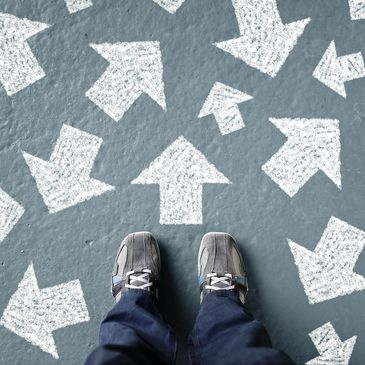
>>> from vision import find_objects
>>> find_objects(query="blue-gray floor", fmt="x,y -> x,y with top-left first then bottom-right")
0,0 -> 364,364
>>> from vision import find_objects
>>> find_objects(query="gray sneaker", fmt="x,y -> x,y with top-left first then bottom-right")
198,232 -> 248,303
111,231 -> 161,302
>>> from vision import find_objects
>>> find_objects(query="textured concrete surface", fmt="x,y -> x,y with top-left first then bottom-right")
0,0 -> 364,364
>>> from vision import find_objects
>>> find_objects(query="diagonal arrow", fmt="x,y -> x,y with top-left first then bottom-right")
0,188 -> 24,242
0,13 -> 50,95
0,263 -> 89,359
214,0 -> 310,77
86,41 -> 166,122
132,136 -> 231,224
288,216 -> 365,304
313,41 -> 365,98
152,0 -> 186,13
198,82 -> 253,135
64,0 -> 93,14
349,0 -> 365,20
22,124 -> 114,214
262,118 -> 341,197
306,322 -> 357,365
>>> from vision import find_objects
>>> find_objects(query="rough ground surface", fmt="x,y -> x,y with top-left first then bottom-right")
0,0 -> 364,364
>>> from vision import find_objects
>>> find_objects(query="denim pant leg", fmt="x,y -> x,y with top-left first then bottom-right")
188,291 -> 295,365
85,289 -> 177,365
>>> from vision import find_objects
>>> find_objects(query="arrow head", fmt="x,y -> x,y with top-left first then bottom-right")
289,217 -> 365,304
64,0 -> 93,14
152,0 -> 186,13
307,322 -> 357,365
349,0 -> 365,20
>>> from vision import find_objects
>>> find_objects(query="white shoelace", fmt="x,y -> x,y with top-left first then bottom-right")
125,269 -> 153,290
204,273 -> 235,291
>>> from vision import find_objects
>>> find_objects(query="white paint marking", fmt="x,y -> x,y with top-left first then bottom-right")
0,189 -> 24,242
262,118 -> 341,197
64,0 -> 93,14
313,41 -> 365,98
86,42 -> 166,122
306,322 -> 357,365
289,217 -> 365,304
152,0 -> 186,13
0,263 -> 89,359
22,124 -> 114,213
198,82 -> 253,135
349,0 -> 365,20
214,0 -> 310,77
132,136 -> 230,224
0,13 -> 50,95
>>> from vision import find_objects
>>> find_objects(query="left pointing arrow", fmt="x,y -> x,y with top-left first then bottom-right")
86,42 -> 166,122
0,13 -> 50,96
132,136 -> 231,224
22,124 -> 114,213
0,263 -> 90,359
198,82 -> 253,135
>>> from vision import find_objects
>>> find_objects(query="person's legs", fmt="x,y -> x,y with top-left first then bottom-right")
188,232 -> 294,365
85,232 -> 177,365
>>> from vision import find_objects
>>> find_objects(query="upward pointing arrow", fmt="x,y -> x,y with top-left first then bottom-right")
132,136 -> 231,224
214,0 -> 310,77
198,82 -> 253,135
0,263 -> 90,359
152,0 -> 186,13
86,42 -> 166,122
313,41 -> 365,98
262,118 -> 341,197
22,124 -> 114,213
0,13 -> 50,95
306,322 -> 357,365
289,217 -> 365,304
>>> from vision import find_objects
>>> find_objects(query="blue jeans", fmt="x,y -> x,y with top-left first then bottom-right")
85,290 -> 294,365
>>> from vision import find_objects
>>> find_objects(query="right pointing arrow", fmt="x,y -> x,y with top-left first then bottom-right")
214,0 -> 310,77
132,136 -> 231,224
262,118 -> 341,197
86,41 -> 166,122
307,322 -> 357,365
22,124 -> 114,213
313,41 -> 365,98
289,216 -> 365,304
198,82 -> 253,135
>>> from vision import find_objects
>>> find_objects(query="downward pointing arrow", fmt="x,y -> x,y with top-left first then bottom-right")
313,41 -> 365,98
214,0 -> 310,77
132,136 -> 231,224
86,42 -> 166,122
152,0 -> 186,13
349,0 -> 365,20
289,217 -> 365,304
64,0 -> 93,13
262,118 -> 341,197
307,322 -> 357,365
0,263 -> 90,359
0,13 -> 50,95
198,82 -> 253,135
22,124 -> 114,213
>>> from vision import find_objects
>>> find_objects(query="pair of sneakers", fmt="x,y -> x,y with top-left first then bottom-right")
111,232 -> 248,304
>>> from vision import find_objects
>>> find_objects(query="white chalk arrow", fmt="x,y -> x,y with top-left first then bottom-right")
306,322 -> 357,365
22,124 -> 114,213
262,118 -> 341,197
132,136 -> 230,224
289,217 -> 365,304
198,82 -> 253,135
349,0 -> 365,20
0,13 -> 50,96
64,0 -> 93,13
214,0 -> 310,77
86,42 -> 166,122
0,263 -> 89,359
313,41 -> 365,98
152,0 -> 186,13
0,189 -> 24,242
